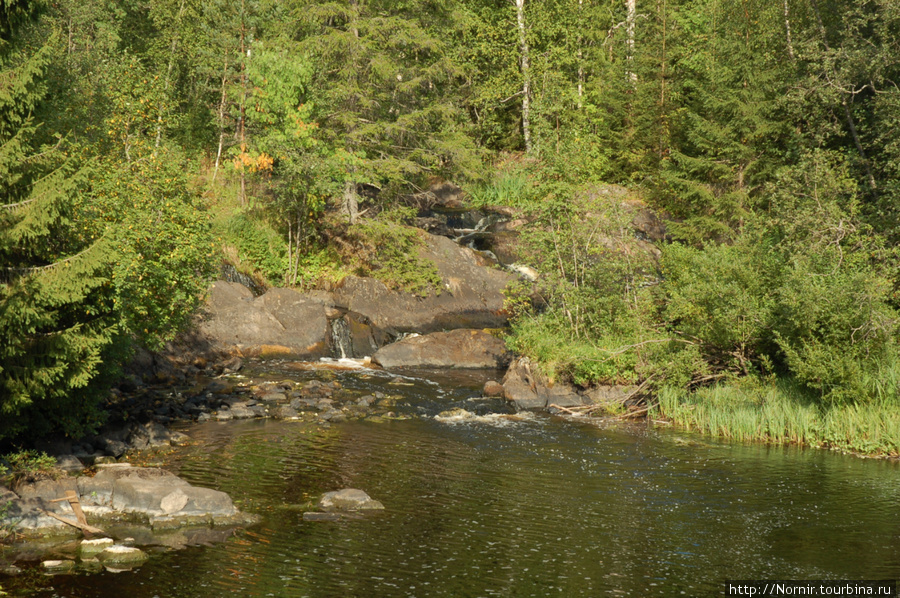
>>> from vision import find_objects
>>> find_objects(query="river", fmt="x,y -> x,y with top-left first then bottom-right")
4,361 -> 900,597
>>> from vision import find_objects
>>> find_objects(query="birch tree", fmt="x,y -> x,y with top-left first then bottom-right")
514,0 -> 532,153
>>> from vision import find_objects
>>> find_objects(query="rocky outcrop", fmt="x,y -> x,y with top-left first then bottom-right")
501,357 -> 585,409
176,230 -> 517,363
500,357 -> 637,411
3,464 -> 257,538
372,329 -> 510,369
333,234 -> 515,335
196,282 -> 333,359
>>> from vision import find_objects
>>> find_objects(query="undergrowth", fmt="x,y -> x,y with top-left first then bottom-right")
1,450 -> 59,491
344,217 -> 443,297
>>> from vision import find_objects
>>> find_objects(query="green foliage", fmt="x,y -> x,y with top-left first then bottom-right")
507,314 -> 640,387
505,182 -> 661,386
221,212 -> 287,285
87,146 -> 217,351
346,221 -> 442,298
657,151 -> 899,403
465,160 -> 535,208
0,6 -> 214,443
0,11 -> 115,442
0,450 -> 58,489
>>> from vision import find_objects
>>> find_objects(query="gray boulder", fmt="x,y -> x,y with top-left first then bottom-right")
196,282 -> 332,359
3,465 -> 248,537
334,233 -> 515,335
372,329 -> 510,369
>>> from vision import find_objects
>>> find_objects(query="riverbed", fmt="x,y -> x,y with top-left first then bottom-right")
4,361 -> 900,596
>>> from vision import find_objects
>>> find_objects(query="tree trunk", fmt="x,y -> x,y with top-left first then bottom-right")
342,180 -> 360,224
783,0 -> 795,61
577,0 -> 584,109
238,0 -> 248,205
626,0 -> 637,85
212,58 -> 229,183
515,0 -> 532,153
154,0 -> 187,154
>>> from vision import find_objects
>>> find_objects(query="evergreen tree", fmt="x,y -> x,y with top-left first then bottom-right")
287,0 -> 481,220
0,0 -> 115,440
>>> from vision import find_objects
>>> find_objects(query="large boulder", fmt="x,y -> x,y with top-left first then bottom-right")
196,282 -> 333,359
334,233 -> 516,334
372,329 -> 510,369
3,465 -> 253,537
501,357 -> 585,410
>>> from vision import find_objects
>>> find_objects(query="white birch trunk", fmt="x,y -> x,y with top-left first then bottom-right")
783,0 -> 795,61
154,0 -> 187,154
626,0 -> 637,85
515,0 -> 532,153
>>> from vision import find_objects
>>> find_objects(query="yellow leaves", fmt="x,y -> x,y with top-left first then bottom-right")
233,151 -> 274,173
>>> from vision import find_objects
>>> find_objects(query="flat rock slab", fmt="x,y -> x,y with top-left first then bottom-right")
317,489 -> 384,512
97,545 -> 148,565
372,329 -> 510,369
4,465 -> 245,536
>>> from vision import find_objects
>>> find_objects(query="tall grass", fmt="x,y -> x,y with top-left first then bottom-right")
466,169 -> 534,208
656,378 -> 900,456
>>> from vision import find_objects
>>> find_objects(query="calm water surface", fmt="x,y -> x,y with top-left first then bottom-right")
5,363 -> 900,597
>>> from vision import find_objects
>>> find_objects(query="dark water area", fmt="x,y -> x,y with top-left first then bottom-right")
5,362 -> 900,597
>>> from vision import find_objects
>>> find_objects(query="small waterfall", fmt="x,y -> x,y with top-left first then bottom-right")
330,317 -> 353,359
220,264 -> 266,296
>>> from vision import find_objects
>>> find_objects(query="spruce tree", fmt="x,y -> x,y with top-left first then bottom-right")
286,0 -> 481,219
0,0 -> 115,441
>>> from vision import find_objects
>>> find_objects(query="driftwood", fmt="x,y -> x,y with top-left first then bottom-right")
549,376 -> 658,419
547,404 -> 586,416
42,490 -> 105,535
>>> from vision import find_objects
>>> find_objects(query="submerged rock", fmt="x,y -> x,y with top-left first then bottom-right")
97,545 -> 148,565
302,512 -> 342,522
41,559 -> 76,572
80,538 -> 115,558
316,489 -> 384,512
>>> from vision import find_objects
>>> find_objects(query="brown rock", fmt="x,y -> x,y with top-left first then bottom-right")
483,380 -> 506,397
501,357 -> 585,410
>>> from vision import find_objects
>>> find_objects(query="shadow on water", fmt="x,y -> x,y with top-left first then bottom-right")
5,361 -> 900,597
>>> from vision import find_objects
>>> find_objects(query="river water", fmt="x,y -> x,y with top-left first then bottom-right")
5,362 -> 900,597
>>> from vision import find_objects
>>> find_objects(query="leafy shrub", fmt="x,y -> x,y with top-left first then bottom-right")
346,220 -> 443,297
222,212 -> 288,285
504,182 -> 662,386
1,450 -> 58,490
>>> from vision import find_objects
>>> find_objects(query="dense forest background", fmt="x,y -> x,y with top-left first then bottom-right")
2,0 -> 899,450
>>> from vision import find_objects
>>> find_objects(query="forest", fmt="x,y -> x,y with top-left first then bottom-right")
1,0 -> 899,453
